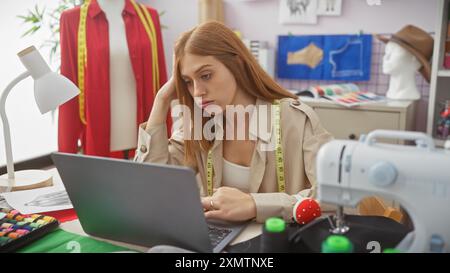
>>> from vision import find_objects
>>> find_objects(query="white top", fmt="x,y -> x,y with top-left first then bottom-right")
98,0 -> 138,152
222,158 -> 251,193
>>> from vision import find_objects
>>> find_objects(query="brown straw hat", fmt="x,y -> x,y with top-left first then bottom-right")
377,25 -> 434,82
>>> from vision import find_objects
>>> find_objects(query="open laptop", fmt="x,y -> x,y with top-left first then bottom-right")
51,152 -> 247,253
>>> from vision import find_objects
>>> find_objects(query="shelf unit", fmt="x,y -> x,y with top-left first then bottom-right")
302,98 -> 416,145
427,0 -> 450,147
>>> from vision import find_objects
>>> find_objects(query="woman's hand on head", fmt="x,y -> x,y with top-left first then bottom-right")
201,187 -> 256,222
145,76 -> 177,128
156,76 -> 177,103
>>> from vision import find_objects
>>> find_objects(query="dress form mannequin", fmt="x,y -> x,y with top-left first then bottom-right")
382,42 -> 422,101
97,0 -> 137,151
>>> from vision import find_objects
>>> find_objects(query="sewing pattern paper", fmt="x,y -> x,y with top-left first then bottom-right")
1,187 -> 73,214
277,34 -> 372,81
287,42 -> 324,68
329,38 -> 365,78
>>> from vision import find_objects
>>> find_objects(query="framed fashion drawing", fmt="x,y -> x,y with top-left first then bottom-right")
317,0 -> 342,16
279,0 -> 318,25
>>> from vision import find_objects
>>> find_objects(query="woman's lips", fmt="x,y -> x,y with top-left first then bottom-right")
200,100 -> 215,108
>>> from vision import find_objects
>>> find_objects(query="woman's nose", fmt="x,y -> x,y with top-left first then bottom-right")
192,81 -> 206,97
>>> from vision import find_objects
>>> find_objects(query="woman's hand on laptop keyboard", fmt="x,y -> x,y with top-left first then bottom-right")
201,187 -> 256,222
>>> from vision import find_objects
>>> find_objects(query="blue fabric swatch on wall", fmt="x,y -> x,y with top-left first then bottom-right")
277,34 -> 372,81
277,35 -> 324,80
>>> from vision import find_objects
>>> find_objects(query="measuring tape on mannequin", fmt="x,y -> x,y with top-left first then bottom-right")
77,0 -> 90,125
206,100 -> 286,196
77,0 -> 159,125
130,0 -> 160,94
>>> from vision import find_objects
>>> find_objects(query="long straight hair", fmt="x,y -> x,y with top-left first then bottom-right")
173,21 -> 296,168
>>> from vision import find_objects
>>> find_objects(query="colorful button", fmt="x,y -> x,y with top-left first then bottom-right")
42,216 -> 54,222
15,229 -> 29,235
7,211 -> 20,219
1,223 -> 13,229
8,232 -> 21,239
16,221 -> 27,226
6,219 -> 17,225
29,223 -> 41,228
36,220 -> 46,226
13,224 -> 33,231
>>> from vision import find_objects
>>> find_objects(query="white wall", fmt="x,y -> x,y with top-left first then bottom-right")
224,0 -> 437,47
0,0 -> 60,166
145,0 -> 198,75
145,0 -> 438,74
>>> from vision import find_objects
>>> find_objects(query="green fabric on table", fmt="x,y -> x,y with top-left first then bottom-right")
17,228 -> 137,253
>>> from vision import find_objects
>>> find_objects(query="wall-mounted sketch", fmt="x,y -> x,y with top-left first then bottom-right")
317,0 -> 342,16
279,0 -> 319,25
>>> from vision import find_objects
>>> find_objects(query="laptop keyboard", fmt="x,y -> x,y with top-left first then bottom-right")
208,226 -> 232,248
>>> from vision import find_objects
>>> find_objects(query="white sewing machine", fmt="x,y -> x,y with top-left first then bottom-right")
316,130 -> 450,253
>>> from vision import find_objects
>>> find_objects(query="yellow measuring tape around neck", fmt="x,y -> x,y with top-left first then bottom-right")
206,100 -> 285,196
273,99 -> 286,192
77,0 -> 160,125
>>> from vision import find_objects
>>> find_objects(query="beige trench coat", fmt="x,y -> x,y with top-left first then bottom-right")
134,97 -> 333,223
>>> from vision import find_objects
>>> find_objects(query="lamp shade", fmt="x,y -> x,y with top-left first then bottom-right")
34,72 -> 80,114
17,46 -> 79,114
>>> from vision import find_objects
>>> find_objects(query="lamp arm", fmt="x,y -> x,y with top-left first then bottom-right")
0,71 -> 31,179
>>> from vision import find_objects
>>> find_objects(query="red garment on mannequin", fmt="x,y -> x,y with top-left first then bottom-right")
58,0 -> 171,157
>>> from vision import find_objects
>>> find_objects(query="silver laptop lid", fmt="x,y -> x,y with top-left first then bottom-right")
52,152 -> 213,253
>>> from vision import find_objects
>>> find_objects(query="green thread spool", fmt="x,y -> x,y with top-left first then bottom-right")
260,217 -> 289,253
321,235 -> 354,253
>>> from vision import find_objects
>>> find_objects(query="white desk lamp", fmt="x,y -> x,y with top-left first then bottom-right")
0,46 -> 79,192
